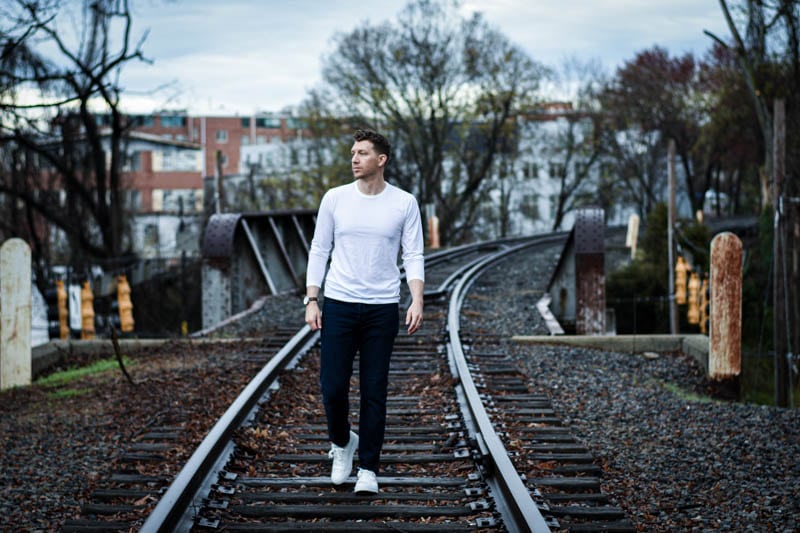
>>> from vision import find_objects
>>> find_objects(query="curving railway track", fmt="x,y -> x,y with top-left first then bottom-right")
64,235 -> 635,533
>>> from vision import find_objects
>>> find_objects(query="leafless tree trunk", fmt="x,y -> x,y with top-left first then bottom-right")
1,0 -> 151,269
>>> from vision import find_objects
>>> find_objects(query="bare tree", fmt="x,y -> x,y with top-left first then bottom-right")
705,0 -> 800,207
533,58 -> 607,230
695,43 -> 763,214
0,0 -> 150,271
600,47 -> 713,215
294,89 -> 360,205
318,0 -> 546,244
600,126 -> 667,219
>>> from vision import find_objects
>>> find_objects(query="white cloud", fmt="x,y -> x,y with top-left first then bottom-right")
112,1 -> 731,114
460,0 -> 728,68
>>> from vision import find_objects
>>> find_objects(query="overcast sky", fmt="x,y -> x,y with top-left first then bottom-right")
115,0 -> 731,115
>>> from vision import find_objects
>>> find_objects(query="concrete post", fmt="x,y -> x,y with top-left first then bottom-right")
1,238 -> 32,390
625,214 -> 640,259
709,232 -> 742,397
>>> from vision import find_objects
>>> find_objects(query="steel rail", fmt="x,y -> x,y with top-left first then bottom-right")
140,325 -> 319,532
141,241 -> 509,532
447,237 -> 563,533
413,236 -> 535,298
142,234 -> 563,532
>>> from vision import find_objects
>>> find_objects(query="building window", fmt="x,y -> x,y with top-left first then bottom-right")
220,153 -> 229,167
242,135 -> 250,145
160,189 -> 199,213
216,130 -> 228,143
160,115 -> 186,128
123,151 -> 142,171
144,223 -> 159,248
549,195 -> 558,219
124,190 -> 141,211
241,117 -> 250,128
548,162 -> 566,178
131,115 -> 154,127
256,135 -> 266,144
523,162 -> 539,179
255,117 -> 281,128
519,193 -> 539,220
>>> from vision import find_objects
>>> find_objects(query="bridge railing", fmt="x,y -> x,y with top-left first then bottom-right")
201,209 -> 316,329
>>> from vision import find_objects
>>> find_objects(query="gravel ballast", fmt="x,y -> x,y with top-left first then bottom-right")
462,245 -> 800,532
2,241 -> 798,531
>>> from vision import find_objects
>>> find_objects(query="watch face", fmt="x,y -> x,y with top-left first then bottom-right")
303,296 -> 309,305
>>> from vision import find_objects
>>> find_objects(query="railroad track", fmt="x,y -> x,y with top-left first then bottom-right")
455,247 -> 637,532
64,235 -> 635,532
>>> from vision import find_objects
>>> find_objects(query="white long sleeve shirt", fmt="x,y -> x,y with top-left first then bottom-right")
306,181 -> 425,304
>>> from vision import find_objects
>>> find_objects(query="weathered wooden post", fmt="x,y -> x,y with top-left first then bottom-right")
667,139 -> 679,334
1,238 -> 32,390
709,232 -> 742,399
772,98 -> 789,407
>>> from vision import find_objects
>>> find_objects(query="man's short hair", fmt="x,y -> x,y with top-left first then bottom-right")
353,129 -> 391,163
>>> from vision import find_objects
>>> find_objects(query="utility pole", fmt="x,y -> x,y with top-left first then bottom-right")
215,150 -> 225,214
773,99 -> 788,407
668,139 -> 678,334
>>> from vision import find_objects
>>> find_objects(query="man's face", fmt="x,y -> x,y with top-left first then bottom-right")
351,140 -> 386,179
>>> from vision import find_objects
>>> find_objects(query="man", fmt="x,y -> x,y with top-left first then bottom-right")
305,129 -> 424,494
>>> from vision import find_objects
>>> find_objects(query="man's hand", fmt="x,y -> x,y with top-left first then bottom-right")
405,299 -> 423,335
305,287 -> 322,331
305,301 -> 321,330
405,278 -> 424,335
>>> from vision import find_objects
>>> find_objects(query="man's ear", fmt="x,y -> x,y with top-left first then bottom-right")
378,154 -> 387,167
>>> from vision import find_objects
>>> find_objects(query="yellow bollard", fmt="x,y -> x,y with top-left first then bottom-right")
116,275 -> 135,333
687,272 -> 700,325
80,281 -> 95,340
674,256 -> 689,305
56,279 -> 70,340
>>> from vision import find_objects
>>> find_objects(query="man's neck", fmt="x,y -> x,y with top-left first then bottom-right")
356,175 -> 386,195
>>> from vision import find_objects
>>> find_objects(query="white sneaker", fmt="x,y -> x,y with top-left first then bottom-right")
328,431 -> 358,485
354,468 -> 379,494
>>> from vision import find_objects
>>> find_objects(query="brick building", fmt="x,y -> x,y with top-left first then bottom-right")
122,111 -> 306,204
99,111 -> 305,257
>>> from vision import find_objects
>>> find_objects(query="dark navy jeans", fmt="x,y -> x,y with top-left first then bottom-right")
320,297 -> 399,473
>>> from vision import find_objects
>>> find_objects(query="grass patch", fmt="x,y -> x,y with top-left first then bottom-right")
47,387 -> 92,399
660,381 -> 716,404
37,357 -> 135,387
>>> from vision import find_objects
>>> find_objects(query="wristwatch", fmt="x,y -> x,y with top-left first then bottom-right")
303,296 -> 318,306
